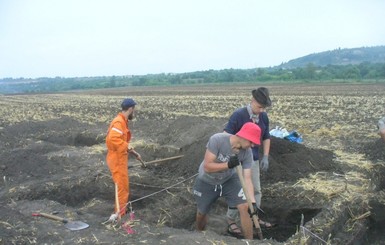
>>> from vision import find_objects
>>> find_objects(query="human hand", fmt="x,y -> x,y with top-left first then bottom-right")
248,202 -> 258,217
135,153 -> 142,161
227,155 -> 240,169
260,155 -> 269,172
129,148 -> 141,160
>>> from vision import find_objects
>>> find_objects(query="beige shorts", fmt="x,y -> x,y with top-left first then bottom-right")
378,117 -> 385,132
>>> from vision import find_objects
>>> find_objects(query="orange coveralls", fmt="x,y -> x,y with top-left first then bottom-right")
106,113 -> 131,216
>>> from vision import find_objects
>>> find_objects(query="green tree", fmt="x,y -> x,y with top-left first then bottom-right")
304,63 -> 316,79
110,76 -> 116,87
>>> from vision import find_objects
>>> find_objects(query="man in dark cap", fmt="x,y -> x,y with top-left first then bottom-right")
105,98 -> 142,221
224,87 -> 273,236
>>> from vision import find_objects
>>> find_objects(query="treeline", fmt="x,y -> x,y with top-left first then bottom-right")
1,62 -> 384,94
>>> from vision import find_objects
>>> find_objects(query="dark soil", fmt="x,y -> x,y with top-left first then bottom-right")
0,112 -> 384,244
362,139 -> 385,163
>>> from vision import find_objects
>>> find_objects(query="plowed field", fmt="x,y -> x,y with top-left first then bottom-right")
1,83 -> 384,244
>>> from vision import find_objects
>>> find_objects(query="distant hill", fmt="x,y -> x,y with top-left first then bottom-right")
277,46 -> 385,69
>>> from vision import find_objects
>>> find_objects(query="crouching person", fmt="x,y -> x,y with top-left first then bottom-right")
193,122 -> 261,240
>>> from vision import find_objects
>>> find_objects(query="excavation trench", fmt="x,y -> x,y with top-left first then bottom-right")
1,116 -> 384,244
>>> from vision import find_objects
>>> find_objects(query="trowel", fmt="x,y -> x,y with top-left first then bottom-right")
32,212 -> 89,231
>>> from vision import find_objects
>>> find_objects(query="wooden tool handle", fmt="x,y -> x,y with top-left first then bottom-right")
129,150 -> 146,168
236,165 -> 263,240
34,212 -> 68,223
115,183 -> 121,220
144,155 -> 184,164
138,158 -> 147,168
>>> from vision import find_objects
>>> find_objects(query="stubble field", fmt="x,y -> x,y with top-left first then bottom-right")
0,83 -> 384,245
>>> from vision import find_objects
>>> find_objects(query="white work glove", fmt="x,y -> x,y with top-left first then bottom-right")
260,155 -> 269,172
378,117 -> 385,132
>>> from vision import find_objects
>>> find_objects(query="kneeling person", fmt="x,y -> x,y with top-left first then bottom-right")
193,122 -> 261,240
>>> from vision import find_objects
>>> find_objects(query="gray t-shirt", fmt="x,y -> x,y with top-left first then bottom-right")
198,132 -> 253,185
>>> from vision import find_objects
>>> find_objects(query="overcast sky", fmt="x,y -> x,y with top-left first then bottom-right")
1,0 -> 384,79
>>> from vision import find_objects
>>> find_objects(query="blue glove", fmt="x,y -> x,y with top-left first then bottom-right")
260,155 -> 269,172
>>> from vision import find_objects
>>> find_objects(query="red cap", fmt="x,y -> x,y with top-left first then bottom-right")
236,122 -> 261,145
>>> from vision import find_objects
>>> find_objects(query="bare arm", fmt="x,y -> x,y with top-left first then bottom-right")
128,147 -> 142,160
243,168 -> 256,203
262,138 -> 270,156
380,129 -> 385,142
203,149 -> 229,173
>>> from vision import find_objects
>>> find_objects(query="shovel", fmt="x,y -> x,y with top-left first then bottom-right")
32,212 -> 89,231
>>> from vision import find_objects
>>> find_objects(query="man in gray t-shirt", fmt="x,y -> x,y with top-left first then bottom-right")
193,122 -> 261,240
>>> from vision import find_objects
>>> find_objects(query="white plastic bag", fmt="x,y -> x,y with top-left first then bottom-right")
270,126 -> 284,138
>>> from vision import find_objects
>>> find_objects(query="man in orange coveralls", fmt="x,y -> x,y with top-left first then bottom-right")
106,98 -> 142,220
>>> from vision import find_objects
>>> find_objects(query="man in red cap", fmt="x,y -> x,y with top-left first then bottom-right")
106,98 -> 142,221
224,87 -> 273,236
193,122 -> 261,240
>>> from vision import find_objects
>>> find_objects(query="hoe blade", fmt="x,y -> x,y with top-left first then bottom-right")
64,220 -> 89,231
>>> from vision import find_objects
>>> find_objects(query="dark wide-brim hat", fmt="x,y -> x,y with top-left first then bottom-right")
252,87 -> 271,107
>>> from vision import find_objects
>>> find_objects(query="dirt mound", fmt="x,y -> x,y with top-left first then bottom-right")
139,116 -> 226,179
361,138 -> 385,162
0,117 -> 105,185
264,137 -> 338,184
